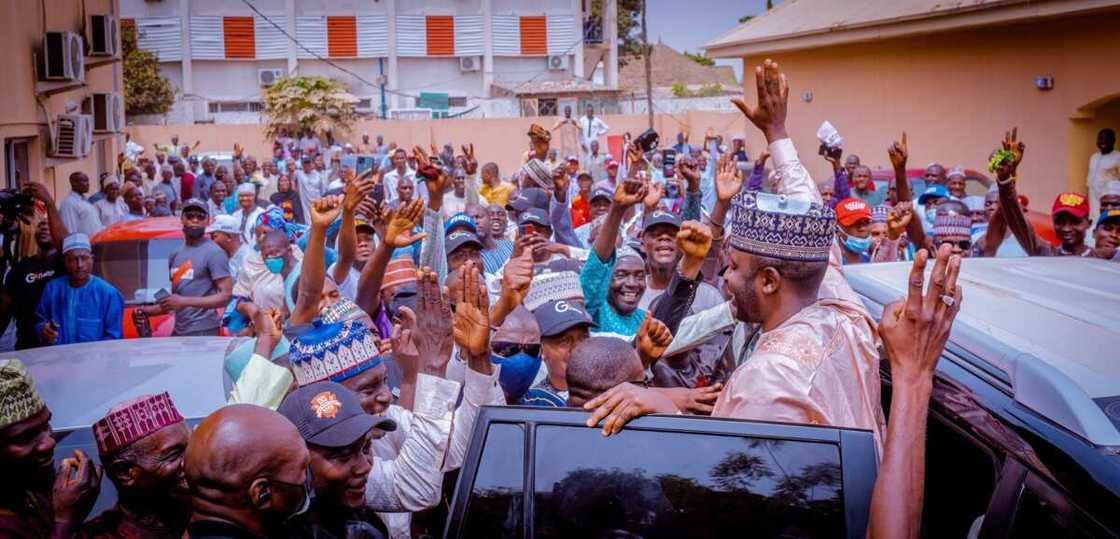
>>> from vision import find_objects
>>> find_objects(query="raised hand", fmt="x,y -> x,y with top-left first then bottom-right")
343,174 -> 375,214
583,382 -> 679,436
512,232 -> 547,259
411,145 -> 432,168
715,154 -> 742,203
754,150 -> 770,168
879,245 -> 962,383
390,306 -> 420,380
635,313 -> 673,368
888,132 -> 908,170
452,262 -> 492,368
412,268 -> 454,376
992,127 -> 1025,182
52,449 -> 102,530
501,250 -> 534,306
553,167 -> 571,202
461,143 -> 478,175
613,177 -> 649,210
24,181 -> 55,205
383,198 -> 427,248
252,307 -> 283,341
643,181 -> 666,213
625,142 -> 647,177
309,195 -> 343,228
676,221 -> 713,263
887,201 -> 913,240
677,156 -> 701,192
730,59 -> 789,142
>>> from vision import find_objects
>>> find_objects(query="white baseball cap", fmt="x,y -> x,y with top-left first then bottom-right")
205,214 -> 240,235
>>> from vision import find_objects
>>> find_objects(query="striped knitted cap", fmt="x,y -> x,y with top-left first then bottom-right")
92,393 -> 184,456
0,359 -> 45,430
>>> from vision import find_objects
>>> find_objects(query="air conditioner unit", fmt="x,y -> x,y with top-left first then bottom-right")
83,93 -> 124,133
43,32 -> 85,81
459,56 -> 480,72
547,54 -> 569,71
88,14 -> 119,56
51,114 -> 94,158
258,68 -> 285,87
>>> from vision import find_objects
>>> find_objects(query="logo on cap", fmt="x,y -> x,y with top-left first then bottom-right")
1059,193 -> 1085,206
843,200 -> 865,211
310,391 -> 342,419
554,300 -> 572,313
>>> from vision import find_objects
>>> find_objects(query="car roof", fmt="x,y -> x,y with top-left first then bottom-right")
846,257 -> 1120,446
14,337 -> 233,431
91,216 -> 184,243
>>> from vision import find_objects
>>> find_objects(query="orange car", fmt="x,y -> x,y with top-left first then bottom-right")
91,217 -> 229,338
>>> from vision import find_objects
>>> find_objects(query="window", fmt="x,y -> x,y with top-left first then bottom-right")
462,423 -> 525,538
207,101 -> 263,114
532,425 -> 845,538
918,413 -> 1001,538
538,98 -> 558,116
92,238 -> 184,304
1009,475 -> 1113,538
449,96 -> 468,107
3,138 -> 31,189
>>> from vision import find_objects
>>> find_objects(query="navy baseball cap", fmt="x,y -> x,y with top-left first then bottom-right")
181,198 -> 209,215
918,184 -> 950,204
641,209 -> 681,232
589,185 -> 613,203
279,381 -> 396,448
446,231 -> 483,254
533,299 -> 593,338
518,208 -> 551,229
506,188 -> 551,212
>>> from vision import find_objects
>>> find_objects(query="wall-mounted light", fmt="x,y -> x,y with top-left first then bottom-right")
801,90 -> 813,103
1034,75 -> 1054,91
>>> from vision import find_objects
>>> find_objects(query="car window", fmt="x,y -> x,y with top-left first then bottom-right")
93,239 -> 183,304
462,422 -> 525,539
532,425 -> 845,539
1009,474 -> 1115,538
919,411 -> 1000,537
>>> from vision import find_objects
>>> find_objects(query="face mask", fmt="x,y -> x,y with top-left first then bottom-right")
971,223 -> 988,237
183,226 -> 205,240
492,351 -> 542,401
843,234 -> 873,254
281,468 -> 313,523
265,256 -> 285,274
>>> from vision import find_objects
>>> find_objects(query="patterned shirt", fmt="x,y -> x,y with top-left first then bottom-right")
481,239 -> 514,275
579,250 -> 645,337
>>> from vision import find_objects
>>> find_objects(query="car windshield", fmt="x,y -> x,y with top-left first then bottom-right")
92,238 -> 183,304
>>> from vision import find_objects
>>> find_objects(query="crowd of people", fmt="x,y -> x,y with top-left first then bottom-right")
0,56 -> 1113,538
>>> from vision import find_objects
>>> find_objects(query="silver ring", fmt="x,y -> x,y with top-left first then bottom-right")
940,294 -> 955,307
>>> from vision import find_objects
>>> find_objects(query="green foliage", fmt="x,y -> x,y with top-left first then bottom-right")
683,50 -> 714,67
122,26 -> 175,115
591,0 -> 644,67
988,149 -> 1016,173
262,76 -> 358,141
671,83 -> 724,98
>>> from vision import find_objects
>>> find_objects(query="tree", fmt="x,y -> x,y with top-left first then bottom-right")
683,50 -> 715,66
591,0 -> 644,67
121,25 -> 175,115
262,75 -> 359,141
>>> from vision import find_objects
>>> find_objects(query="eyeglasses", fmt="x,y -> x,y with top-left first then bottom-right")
939,240 -> 971,251
491,342 -> 541,358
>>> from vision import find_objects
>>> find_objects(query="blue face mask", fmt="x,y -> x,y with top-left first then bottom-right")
492,352 -> 542,401
971,223 -> 988,237
925,208 -> 938,225
843,234 -> 873,254
265,256 -> 285,274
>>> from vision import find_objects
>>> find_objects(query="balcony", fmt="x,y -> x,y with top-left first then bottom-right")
583,17 -> 603,45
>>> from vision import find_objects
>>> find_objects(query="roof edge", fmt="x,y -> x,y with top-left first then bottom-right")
703,0 -> 1119,58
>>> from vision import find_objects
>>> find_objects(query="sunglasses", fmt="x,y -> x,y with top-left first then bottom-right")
939,240 -> 971,251
491,342 -> 541,358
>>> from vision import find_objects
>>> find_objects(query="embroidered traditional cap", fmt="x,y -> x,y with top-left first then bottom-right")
947,165 -> 967,179
933,212 -> 973,241
520,159 -> 554,190
962,196 -> 986,212
92,393 -> 185,456
524,270 -> 584,311
1052,192 -> 1089,219
321,297 -> 367,324
381,256 -> 417,291
279,381 -> 395,448
62,233 -> 91,254
0,359 -> 45,430
290,320 -> 383,387
527,123 -> 551,142
236,183 -> 256,195
729,191 -> 835,262
870,205 -> 891,225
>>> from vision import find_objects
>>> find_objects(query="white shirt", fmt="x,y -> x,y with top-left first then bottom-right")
58,192 -> 103,236
383,167 -> 426,202
294,168 -> 325,223
93,197 -> 128,227
231,206 -> 265,247
1087,150 -> 1120,217
578,115 -> 610,151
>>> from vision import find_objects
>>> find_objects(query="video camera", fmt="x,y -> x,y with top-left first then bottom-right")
0,188 -> 33,222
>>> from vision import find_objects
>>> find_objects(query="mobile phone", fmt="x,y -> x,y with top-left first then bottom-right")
663,148 -> 677,178
356,155 -> 376,175
154,288 -> 170,301
371,181 -> 385,204
623,179 -> 643,195
520,223 -> 538,236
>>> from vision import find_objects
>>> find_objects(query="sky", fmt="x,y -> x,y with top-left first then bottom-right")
645,0 -> 777,82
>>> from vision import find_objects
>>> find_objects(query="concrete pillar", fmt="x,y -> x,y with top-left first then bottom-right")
604,0 -> 618,90
285,0 -> 297,74
179,0 -> 193,95
386,0 -> 400,110
482,0 -> 493,99
572,0 -> 584,81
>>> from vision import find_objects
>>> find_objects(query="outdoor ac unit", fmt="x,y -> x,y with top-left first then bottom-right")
547,55 -> 569,71
258,68 -> 285,87
88,14 -> 119,56
51,114 -> 94,158
459,56 -> 480,72
43,32 -> 85,81
83,93 -> 124,133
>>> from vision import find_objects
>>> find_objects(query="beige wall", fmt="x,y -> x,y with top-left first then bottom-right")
0,0 -> 123,199
126,110 -> 749,179
735,13 -> 1120,208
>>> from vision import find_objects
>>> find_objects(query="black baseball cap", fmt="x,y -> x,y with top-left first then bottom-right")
181,198 -> 209,215
506,188 -> 551,212
279,381 -> 396,448
589,186 -> 613,203
641,210 -> 681,232
518,208 -> 551,229
533,299 -> 593,338
446,231 -> 483,255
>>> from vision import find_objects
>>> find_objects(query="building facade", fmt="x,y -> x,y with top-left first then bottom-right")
120,0 -> 620,124
1,0 -> 124,197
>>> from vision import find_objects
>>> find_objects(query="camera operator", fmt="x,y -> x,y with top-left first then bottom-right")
0,183 -> 68,350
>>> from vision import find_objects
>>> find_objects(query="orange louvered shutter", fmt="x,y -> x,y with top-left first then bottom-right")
426,16 -> 454,56
223,16 -> 255,59
327,16 -> 357,57
520,16 -> 547,55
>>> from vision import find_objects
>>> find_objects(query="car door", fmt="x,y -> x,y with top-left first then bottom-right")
444,406 -> 879,539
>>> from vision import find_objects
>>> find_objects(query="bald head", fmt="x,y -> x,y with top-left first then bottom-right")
566,337 -> 644,406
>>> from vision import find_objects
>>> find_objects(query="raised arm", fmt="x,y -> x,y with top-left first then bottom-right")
27,182 -> 67,251
990,128 -> 1038,255
332,172 -> 375,285
651,221 -> 712,336
354,199 -> 426,315
889,133 -> 928,249
290,196 -> 343,325
593,145 -> 648,263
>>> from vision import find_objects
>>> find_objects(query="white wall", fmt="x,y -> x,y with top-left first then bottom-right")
397,0 -> 483,15
191,59 -> 288,101
492,0 -> 573,13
